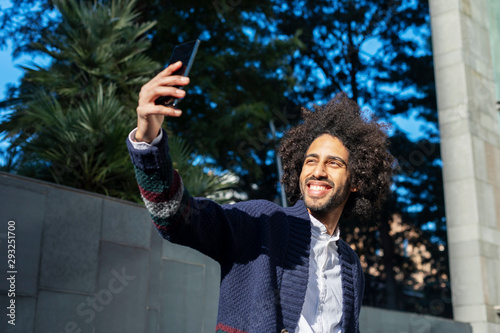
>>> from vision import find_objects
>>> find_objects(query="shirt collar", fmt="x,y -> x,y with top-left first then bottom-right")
309,213 -> 340,241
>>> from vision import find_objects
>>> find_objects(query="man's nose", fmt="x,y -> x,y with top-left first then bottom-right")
312,162 -> 327,179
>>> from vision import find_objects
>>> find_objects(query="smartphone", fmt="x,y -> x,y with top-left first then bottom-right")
155,39 -> 200,108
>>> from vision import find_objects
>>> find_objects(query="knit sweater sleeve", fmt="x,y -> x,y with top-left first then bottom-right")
126,129 -> 270,266
356,255 -> 365,317
337,239 -> 365,332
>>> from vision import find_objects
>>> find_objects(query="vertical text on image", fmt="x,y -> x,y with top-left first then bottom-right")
6,220 -> 17,326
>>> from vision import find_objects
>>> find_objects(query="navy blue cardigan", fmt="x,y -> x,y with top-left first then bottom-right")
127,130 -> 364,332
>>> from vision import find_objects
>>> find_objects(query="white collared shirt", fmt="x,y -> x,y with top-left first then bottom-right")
296,214 -> 343,333
128,128 -> 163,149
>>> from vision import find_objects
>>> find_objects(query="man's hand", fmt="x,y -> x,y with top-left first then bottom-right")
135,61 -> 190,143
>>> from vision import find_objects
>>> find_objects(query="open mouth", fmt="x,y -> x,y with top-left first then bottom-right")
308,184 -> 331,191
306,182 -> 333,196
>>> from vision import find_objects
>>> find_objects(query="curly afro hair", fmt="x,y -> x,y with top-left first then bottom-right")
278,92 -> 395,221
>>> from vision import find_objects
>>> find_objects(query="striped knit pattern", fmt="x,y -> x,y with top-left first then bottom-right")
127,130 -> 363,333
215,323 -> 248,333
138,169 -> 184,222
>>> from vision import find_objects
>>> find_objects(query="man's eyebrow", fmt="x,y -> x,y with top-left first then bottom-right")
304,153 -> 319,159
327,155 -> 347,166
304,153 -> 348,166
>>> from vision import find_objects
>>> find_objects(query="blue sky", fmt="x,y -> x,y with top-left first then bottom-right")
0,0 -> 25,101
0,42 -> 19,156
0,44 -> 27,101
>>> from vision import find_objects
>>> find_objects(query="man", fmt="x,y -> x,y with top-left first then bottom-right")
127,61 -> 395,332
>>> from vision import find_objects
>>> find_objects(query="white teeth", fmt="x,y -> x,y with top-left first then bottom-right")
310,185 -> 327,191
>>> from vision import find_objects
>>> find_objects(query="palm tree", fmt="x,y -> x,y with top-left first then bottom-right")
0,0 -> 234,202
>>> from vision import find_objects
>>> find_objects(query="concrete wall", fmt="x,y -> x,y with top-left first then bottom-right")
0,172 -> 220,333
359,306 -> 472,333
0,172 -> 472,332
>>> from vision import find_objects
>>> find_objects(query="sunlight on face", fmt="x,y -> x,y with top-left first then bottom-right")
299,134 -> 355,214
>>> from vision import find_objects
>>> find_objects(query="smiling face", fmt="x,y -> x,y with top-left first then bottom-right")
299,134 -> 356,216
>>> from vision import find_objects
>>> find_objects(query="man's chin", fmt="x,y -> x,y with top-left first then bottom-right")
304,198 -> 331,213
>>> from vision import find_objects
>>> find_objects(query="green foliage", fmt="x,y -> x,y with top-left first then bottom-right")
131,1 -> 305,201
1,0 -> 157,201
0,0 -> 58,57
275,0 -> 436,125
10,85 -> 138,199
0,0 -> 233,202
26,0 -> 157,108
1,0 -> 306,201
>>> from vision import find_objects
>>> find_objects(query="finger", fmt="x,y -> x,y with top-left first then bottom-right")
140,86 -> 186,103
144,86 -> 186,103
138,105 -> 183,117
155,75 -> 190,87
145,61 -> 184,86
157,61 -> 184,77
140,77 -> 189,102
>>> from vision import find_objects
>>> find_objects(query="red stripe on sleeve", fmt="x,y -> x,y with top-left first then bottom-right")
215,323 -> 248,333
139,171 -> 182,203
